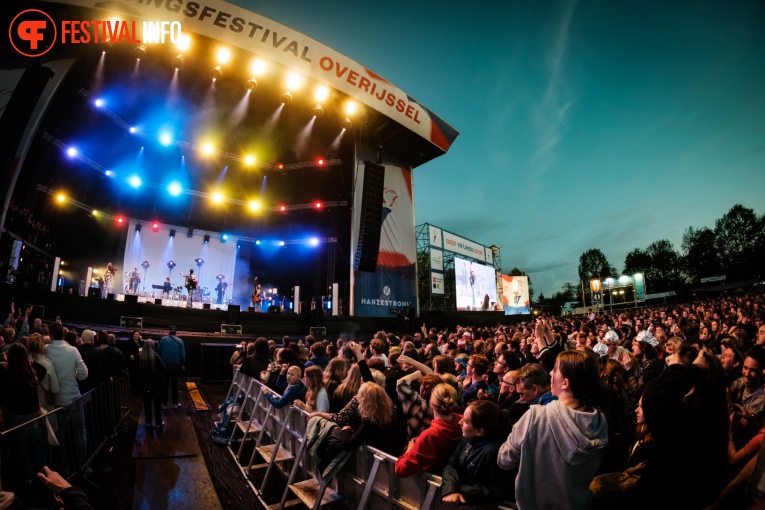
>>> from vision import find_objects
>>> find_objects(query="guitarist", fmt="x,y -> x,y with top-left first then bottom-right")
251,276 -> 262,312
180,268 -> 198,308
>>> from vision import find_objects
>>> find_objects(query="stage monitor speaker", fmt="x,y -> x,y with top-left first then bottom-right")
248,307 -> 255,313
268,305 -> 281,313
228,304 -> 240,324
154,298 -> 162,305
107,293 -> 115,301
354,162 -> 385,273
124,294 -> 138,315
203,303 -> 211,310
87,288 -> 101,298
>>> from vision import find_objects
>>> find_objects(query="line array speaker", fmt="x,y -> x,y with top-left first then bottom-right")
354,162 -> 385,272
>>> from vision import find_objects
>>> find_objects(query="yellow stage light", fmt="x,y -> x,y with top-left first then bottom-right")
248,200 -> 260,211
202,143 -> 214,155
314,85 -> 329,102
56,193 -> 66,203
244,155 -> 255,166
217,48 -> 231,64
251,59 -> 266,76
286,73 -> 303,90
176,34 -> 191,51
212,192 -> 224,203
345,100 -> 358,115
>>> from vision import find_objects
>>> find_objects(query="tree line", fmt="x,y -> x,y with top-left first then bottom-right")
535,204 -> 765,311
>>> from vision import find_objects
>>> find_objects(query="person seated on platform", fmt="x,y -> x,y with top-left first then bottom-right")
230,341 -> 252,367
323,356 -> 347,404
294,366 -> 329,413
330,363 -> 362,414
440,400 -> 512,505
261,365 -> 306,409
240,338 -> 270,380
274,347 -> 304,392
304,341 -> 330,371
395,383 -> 463,478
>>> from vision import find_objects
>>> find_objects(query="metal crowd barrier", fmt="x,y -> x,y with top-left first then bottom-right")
0,370 -> 131,494
223,367 -> 514,510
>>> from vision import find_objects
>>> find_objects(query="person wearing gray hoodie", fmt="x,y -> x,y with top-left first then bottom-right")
498,350 -> 609,510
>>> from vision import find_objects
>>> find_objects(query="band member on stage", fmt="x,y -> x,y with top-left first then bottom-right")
103,263 -> 118,298
179,269 -> 198,308
216,277 -> 228,305
129,267 -> 140,295
251,277 -> 262,312
163,277 -> 172,298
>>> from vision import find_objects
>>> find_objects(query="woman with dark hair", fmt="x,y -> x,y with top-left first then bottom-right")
440,400 -> 511,504
499,350 -> 609,509
0,343 -> 47,486
330,364 -> 362,413
138,340 -> 166,428
240,337 -> 271,380
462,355 -> 490,404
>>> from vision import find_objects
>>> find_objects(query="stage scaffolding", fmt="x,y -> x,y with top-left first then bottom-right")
416,224 -> 502,313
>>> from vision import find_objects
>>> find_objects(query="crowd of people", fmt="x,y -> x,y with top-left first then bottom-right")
228,289 -> 765,509
0,304 -> 186,508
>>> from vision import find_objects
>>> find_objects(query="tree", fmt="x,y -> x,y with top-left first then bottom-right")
508,267 -> 534,303
623,248 -> 651,275
645,239 -> 682,292
713,204 -> 763,280
681,226 -> 722,283
578,249 -> 616,284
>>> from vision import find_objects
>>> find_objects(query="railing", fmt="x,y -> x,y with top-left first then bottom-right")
224,367 -> 514,510
0,370 -> 131,494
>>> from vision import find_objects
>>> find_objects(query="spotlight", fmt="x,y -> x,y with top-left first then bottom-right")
245,78 -> 257,91
221,234 -> 228,243
167,260 -> 176,269
159,133 -> 172,146
210,66 -> 222,80
314,85 -> 329,102
315,202 -> 322,209
286,73 -> 302,90
280,91 -> 292,104
248,200 -> 260,211
310,237 -> 319,247
201,143 -> 214,155
105,170 -> 114,176
169,229 -> 176,238
312,104 -> 324,117
279,241 -> 285,246
136,223 -> 142,232
255,240 -> 261,245
94,99 -> 104,107
152,222 -> 159,232
129,127 -> 136,134
167,181 -> 182,196
216,48 -> 231,64
117,216 -> 124,224
244,155 -> 255,166
275,163 -> 284,170
204,235 -> 210,243
212,192 -> 224,203
252,59 -> 266,76
345,101 -> 358,115
56,193 -> 66,203
176,34 -> 190,51
91,209 -> 98,216
317,159 -> 325,167
279,205 -> 287,212
187,227 -> 194,238
341,117 -> 352,130
171,54 -> 184,69
134,45 -> 147,59
128,175 -> 142,188
67,147 -> 77,157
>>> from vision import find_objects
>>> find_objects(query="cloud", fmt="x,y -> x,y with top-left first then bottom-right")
529,1 -> 577,183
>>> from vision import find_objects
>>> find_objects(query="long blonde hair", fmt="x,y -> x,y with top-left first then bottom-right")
334,363 -> 362,403
430,383 -> 458,417
357,382 -> 392,427
323,356 -> 347,387
139,339 -> 156,373
304,366 -> 325,409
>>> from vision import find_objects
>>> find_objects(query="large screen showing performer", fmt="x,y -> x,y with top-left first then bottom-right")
502,275 -> 530,315
454,258 -> 498,311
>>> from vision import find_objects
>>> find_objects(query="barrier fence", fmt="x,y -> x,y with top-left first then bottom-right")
223,367 -> 514,510
0,370 -> 131,495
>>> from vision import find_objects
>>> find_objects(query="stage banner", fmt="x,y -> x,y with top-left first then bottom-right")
431,272 -> 444,295
634,273 -> 646,300
485,249 -> 494,265
430,248 -> 443,272
428,225 -> 443,248
443,231 -> 487,262
502,275 -> 530,315
354,164 -> 416,317
39,0 -> 458,153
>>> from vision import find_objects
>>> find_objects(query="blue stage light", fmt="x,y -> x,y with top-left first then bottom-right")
128,175 -> 142,188
95,99 -> 104,107
159,133 -> 172,146
221,234 -> 228,242
255,240 -> 260,245
309,237 -> 319,247
67,147 -> 77,157
167,181 -> 182,196
279,241 -> 285,246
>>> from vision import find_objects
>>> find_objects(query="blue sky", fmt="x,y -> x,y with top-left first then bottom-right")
236,0 -> 765,296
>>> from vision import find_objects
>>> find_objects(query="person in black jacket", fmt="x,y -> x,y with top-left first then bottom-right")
137,340 -> 166,428
441,399 -> 512,505
77,329 -> 108,394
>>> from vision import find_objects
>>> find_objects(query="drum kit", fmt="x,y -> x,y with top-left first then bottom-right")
124,274 -> 141,295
